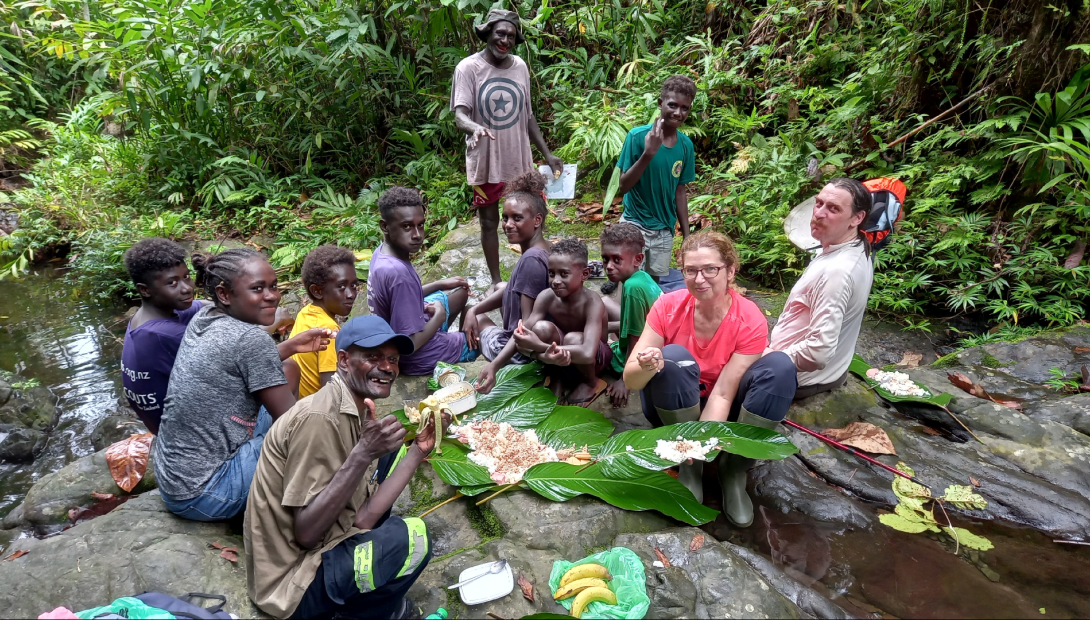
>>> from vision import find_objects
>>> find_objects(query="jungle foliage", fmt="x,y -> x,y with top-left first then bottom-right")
1,0 -> 1089,328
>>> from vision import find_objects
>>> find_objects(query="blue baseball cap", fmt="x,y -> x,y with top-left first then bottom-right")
335,315 -> 415,355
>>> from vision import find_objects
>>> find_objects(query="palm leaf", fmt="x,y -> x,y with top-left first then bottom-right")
602,165 -> 621,217
849,355 -> 953,407
596,421 -> 798,480
536,405 -> 614,456
473,362 -> 545,415
521,462 -> 719,526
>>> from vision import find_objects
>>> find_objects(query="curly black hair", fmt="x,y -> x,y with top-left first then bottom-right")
600,223 -> 645,256
302,245 -> 357,299
191,248 -> 264,307
550,237 -> 588,266
123,237 -> 188,287
661,75 -> 696,101
378,186 -> 424,222
502,170 -> 548,217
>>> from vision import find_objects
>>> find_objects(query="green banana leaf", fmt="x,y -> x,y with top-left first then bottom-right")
458,484 -> 495,497
535,405 -> 615,456
427,440 -> 494,488
602,165 -> 621,217
473,362 -> 545,415
596,421 -> 798,480
849,354 -> 953,407
485,387 -> 558,427
521,462 -> 719,526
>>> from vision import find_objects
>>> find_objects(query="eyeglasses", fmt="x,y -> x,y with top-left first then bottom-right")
681,265 -> 726,280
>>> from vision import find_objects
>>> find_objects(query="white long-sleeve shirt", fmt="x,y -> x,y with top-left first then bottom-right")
769,239 -> 874,387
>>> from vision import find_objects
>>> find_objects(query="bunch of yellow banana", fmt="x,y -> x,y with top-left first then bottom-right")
554,563 -> 617,618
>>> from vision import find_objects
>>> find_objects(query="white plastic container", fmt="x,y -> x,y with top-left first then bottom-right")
434,381 -> 477,415
458,561 -> 514,606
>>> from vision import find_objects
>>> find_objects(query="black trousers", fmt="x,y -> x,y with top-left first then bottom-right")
292,452 -> 429,620
639,344 -> 799,427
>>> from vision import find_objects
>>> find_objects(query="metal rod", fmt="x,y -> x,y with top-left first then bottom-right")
783,419 -> 931,489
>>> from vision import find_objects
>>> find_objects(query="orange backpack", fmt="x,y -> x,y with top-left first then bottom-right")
861,177 -> 907,251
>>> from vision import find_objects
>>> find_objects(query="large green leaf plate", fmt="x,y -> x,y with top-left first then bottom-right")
596,421 -> 798,480
522,462 -> 719,526
849,354 -> 952,407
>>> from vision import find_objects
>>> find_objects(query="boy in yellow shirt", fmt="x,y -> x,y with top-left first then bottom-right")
289,245 -> 359,397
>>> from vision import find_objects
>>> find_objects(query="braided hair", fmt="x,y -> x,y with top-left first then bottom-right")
191,248 -> 264,308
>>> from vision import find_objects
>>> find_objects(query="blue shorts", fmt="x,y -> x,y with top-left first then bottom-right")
423,290 -> 478,363
161,407 -> 273,521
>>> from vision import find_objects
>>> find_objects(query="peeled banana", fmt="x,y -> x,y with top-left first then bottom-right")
571,586 -> 617,618
559,563 -> 612,588
553,577 -> 609,601
416,395 -> 444,455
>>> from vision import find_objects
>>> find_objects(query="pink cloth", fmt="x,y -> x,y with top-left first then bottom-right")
39,607 -> 79,619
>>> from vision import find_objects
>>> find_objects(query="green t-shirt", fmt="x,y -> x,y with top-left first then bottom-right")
616,123 -> 696,232
610,270 -> 663,373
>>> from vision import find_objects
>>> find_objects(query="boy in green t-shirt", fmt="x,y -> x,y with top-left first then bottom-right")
602,223 -> 662,408
614,75 -> 697,282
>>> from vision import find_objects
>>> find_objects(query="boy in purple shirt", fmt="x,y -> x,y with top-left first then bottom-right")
367,187 -> 478,375
121,238 -> 203,434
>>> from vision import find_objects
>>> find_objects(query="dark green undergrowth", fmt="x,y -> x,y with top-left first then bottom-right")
1,0 -> 1088,332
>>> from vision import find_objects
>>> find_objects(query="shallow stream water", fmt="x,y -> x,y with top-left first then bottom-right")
2,273 -> 1089,618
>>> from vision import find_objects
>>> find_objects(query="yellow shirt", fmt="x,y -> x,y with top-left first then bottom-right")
289,304 -> 339,398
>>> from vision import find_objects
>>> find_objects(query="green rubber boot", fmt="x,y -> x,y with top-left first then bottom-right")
656,404 -> 704,503
718,407 -> 781,528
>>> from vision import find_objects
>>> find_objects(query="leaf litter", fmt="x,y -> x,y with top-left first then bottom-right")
822,422 -> 897,455
105,432 -> 154,492
878,462 -> 993,552
947,372 -> 1022,410
517,573 -> 534,602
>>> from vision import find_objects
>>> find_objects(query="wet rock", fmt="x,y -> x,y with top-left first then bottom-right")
615,528 -> 822,619
953,325 -> 1090,384
1025,393 -> 1090,437
750,456 -> 876,529
0,426 -> 46,462
727,544 -> 855,619
490,489 -> 670,559
18,446 -> 157,528
90,414 -> 148,452
0,377 -> 11,406
854,319 -> 943,367
0,491 -> 260,618
0,385 -> 59,432
788,374 -> 1090,538
419,219 -> 521,299
1,504 -> 24,530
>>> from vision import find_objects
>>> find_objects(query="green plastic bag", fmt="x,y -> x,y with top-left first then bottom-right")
548,547 -> 650,619
76,597 -> 175,619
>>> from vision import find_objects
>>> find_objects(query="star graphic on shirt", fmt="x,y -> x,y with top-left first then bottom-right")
492,93 -> 510,114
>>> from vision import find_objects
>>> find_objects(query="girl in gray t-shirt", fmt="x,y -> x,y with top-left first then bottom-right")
153,248 -> 330,521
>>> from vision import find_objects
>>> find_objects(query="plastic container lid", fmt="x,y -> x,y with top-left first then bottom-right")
458,561 -> 514,606
434,381 -> 477,415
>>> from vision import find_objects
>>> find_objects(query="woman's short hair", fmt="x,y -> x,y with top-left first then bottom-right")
679,230 -> 738,273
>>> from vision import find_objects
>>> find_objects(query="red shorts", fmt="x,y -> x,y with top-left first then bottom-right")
471,182 -> 505,208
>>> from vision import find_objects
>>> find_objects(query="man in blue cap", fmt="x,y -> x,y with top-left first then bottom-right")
245,315 -> 448,620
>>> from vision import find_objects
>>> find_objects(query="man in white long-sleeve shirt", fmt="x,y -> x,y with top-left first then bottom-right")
768,177 -> 875,399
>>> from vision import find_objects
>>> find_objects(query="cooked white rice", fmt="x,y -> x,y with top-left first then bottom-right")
653,436 -> 720,463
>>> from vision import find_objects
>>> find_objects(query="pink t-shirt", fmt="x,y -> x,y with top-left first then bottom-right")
646,288 -> 768,397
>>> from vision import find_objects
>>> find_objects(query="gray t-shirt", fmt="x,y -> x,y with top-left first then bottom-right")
153,305 -> 286,500
450,53 -> 535,186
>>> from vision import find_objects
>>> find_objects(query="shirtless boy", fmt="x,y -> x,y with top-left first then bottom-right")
512,239 -> 612,405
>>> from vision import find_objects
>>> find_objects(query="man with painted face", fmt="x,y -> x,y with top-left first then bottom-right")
245,315 -> 446,619
451,9 -> 565,287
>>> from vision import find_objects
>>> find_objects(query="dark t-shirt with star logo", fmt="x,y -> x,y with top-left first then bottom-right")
451,53 -> 535,186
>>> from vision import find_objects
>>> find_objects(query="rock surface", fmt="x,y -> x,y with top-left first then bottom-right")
0,492 -> 259,619
0,385 -> 59,434
0,425 -> 46,461
90,414 -> 148,452
9,446 -> 157,529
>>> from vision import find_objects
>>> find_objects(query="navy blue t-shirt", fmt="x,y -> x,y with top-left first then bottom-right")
121,303 -> 201,433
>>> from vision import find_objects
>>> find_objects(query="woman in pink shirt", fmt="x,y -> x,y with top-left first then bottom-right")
622,231 -> 797,528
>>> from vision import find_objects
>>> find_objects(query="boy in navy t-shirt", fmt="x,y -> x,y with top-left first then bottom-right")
121,238 -> 203,434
